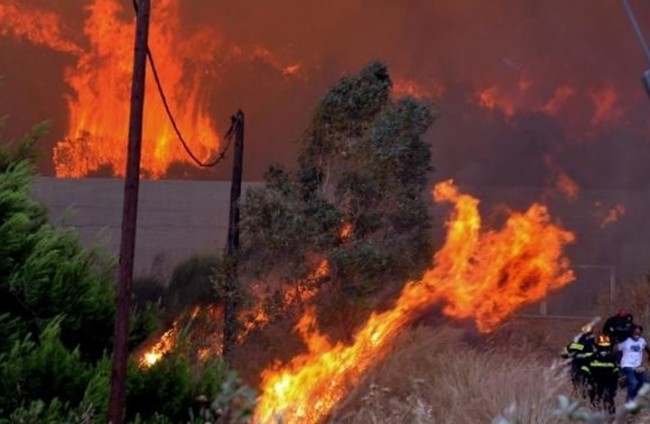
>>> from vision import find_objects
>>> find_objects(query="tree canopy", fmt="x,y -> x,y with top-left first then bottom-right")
0,129 -> 236,423
242,61 -> 436,302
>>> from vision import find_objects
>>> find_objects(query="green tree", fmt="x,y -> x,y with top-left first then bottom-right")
241,61 -> 435,304
0,127 -> 239,422
0,126 -> 115,361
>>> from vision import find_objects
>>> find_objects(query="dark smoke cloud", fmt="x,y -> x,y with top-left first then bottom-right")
2,0 -> 650,186
3,0 -> 650,287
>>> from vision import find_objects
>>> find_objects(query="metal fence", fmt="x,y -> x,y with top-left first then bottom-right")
518,264 -> 616,319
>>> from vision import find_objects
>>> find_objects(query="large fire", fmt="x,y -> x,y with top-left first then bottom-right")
0,0 -> 301,179
135,182 -> 574,420
254,180 -> 574,423
51,0 -> 222,178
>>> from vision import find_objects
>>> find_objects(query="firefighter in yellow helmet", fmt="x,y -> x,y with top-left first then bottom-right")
582,334 -> 619,415
561,324 -> 596,399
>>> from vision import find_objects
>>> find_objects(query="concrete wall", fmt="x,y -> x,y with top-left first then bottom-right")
31,178 -> 262,278
30,178 -> 650,316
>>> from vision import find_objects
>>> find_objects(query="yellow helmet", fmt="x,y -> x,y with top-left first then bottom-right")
596,334 -> 611,347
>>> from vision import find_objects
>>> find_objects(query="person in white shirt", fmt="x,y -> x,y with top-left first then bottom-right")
617,325 -> 650,401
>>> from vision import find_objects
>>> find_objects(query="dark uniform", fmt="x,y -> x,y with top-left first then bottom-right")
582,335 -> 619,415
602,310 -> 634,344
562,329 -> 595,399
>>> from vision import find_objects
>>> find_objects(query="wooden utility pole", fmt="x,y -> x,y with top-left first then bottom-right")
223,110 -> 245,364
108,0 -> 150,422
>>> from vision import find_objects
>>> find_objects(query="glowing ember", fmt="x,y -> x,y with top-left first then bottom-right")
542,86 -> 576,116
239,259 -> 327,341
555,171 -> 580,201
254,180 -> 575,423
140,256 -> 329,364
339,222 -> 353,241
588,86 -> 623,125
139,323 -> 179,368
600,203 -> 626,228
251,46 -> 302,78
392,78 -> 442,100
138,306 -> 201,367
282,64 -> 301,76
477,85 -> 516,118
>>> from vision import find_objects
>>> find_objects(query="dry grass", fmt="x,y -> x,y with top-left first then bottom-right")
331,325 -> 572,424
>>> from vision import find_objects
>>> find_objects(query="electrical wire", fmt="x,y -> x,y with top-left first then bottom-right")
622,0 -> 650,67
132,0 -> 236,168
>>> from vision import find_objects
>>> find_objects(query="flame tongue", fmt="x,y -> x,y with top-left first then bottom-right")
255,306 -> 414,423
254,180 -> 575,423
429,181 -> 575,331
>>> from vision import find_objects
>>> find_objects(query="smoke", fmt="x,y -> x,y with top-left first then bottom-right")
2,0 -> 650,186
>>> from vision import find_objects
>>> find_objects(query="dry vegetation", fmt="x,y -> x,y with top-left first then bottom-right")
330,325 -> 571,423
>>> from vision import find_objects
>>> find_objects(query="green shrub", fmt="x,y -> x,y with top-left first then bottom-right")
165,255 -> 221,319
0,320 -> 90,414
0,135 -> 245,422
126,350 -> 229,422
133,275 -> 166,308
0,398 -> 96,424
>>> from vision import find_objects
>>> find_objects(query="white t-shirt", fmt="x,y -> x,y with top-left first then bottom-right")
618,337 -> 648,368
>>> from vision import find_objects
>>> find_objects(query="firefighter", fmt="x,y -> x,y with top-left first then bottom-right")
617,324 -> 650,402
602,309 -> 635,344
561,324 -> 596,399
582,334 -> 619,415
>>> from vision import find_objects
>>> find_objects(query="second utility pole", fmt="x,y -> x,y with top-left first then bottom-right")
108,0 -> 150,422
223,110 -> 244,365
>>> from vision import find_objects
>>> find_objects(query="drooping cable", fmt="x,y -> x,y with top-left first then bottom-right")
622,0 -> 650,67
132,0 -> 235,168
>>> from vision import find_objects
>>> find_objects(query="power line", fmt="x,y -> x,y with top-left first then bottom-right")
132,0 -> 236,168
622,0 -> 650,67
146,50 -> 236,167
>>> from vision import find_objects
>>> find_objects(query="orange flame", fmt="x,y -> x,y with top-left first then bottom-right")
140,256 -> 330,363
477,85 -> 516,118
339,221 -> 353,241
392,78 -> 442,99
0,1 -> 82,54
138,306 -> 201,367
139,322 -> 180,368
555,171 -> 580,201
542,86 -> 576,116
1,1 -> 302,178
600,203 -> 626,228
429,181 -> 575,331
51,0 -> 222,178
251,46 -> 302,79
254,180 -> 575,423
239,259 -> 327,340
588,86 -> 623,125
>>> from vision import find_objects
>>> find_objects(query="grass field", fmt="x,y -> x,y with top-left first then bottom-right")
325,318 -> 650,424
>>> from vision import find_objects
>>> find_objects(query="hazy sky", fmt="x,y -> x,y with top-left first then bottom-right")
1,0 -> 650,188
